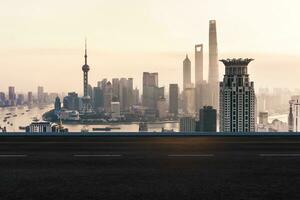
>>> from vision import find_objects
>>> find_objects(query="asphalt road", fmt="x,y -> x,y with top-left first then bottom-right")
0,136 -> 300,200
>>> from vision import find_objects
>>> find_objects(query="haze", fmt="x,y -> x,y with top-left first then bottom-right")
0,0 -> 299,94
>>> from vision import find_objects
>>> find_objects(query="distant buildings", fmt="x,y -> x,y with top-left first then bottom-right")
196,106 -> 217,132
219,58 -> 256,132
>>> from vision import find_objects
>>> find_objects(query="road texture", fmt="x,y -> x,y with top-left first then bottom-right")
0,136 -> 299,200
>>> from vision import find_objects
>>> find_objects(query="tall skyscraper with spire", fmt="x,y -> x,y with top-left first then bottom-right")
195,44 -> 204,85
183,54 -> 191,90
195,44 -> 205,112
208,20 -> 219,110
81,39 -> 93,114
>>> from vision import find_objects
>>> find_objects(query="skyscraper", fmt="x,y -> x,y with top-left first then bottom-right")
195,44 -> 204,85
81,39 -> 93,114
169,84 -> 179,116
183,55 -> 192,90
195,44 -> 205,112
219,58 -> 256,132
208,20 -> 219,110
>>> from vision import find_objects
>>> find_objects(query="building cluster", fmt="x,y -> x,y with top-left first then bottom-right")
181,20 -> 219,118
0,86 -> 57,107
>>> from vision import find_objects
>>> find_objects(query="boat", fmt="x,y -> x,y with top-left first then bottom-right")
93,127 -> 111,131
92,127 -> 121,131
26,110 -> 30,112
19,126 -> 27,130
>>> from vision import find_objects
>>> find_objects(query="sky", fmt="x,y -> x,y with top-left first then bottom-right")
1,0 -> 300,94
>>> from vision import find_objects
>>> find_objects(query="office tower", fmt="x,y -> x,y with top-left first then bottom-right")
111,101 -> 121,119
103,81 -> 112,113
169,84 -> 179,116
196,106 -> 217,132
93,87 -> 104,112
219,58 -> 256,132
180,117 -> 196,132
183,55 -> 192,90
288,96 -> 300,132
208,20 -> 219,110
27,92 -> 33,105
157,97 -> 168,119
112,78 -> 120,100
133,87 -> 140,105
183,87 -> 195,115
81,39 -> 93,114
142,72 -> 159,109
54,97 -> 61,112
37,86 -> 44,103
63,92 -> 79,110
259,112 -> 269,125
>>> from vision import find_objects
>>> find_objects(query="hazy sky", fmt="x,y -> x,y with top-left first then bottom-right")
1,0 -> 300,94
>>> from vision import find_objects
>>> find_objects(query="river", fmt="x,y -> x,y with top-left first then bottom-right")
0,105 -> 179,132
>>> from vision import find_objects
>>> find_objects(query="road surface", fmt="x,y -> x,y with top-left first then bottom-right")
0,136 -> 299,200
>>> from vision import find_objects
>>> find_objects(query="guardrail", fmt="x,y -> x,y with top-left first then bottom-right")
0,132 -> 300,137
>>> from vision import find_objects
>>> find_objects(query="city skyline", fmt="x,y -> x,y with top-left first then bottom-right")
1,0 -> 300,92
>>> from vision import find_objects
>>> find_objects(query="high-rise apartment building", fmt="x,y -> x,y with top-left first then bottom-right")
219,58 -> 256,132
